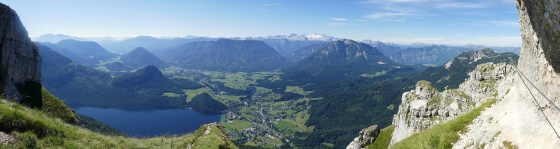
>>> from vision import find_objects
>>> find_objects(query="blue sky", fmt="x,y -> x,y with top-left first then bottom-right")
1,0 -> 521,46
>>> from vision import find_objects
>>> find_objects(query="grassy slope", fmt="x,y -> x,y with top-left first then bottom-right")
390,98 -> 497,149
0,99 -> 236,148
367,125 -> 395,149
40,87 -> 79,125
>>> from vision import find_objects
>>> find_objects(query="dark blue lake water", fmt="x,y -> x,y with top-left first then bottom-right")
74,107 -> 222,137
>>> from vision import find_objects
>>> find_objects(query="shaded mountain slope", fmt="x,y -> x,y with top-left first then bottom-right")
38,44 -> 200,109
286,39 -> 414,81
286,43 -> 328,63
45,39 -> 117,66
121,47 -> 168,68
156,39 -> 290,72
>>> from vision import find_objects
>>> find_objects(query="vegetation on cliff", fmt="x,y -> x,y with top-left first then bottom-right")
390,98 -> 496,149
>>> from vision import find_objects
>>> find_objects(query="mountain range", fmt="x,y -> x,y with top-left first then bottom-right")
251,34 -> 335,57
97,36 -> 215,54
389,45 -> 471,66
287,39 -> 414,80
40,39 -> 117,66
156,38 -> 290,72
38,44 -> 200,108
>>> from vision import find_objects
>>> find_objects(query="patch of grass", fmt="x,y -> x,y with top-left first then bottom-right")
285,86 -> 313,96
190,125 -> 238,149
40,87 -> 79,124
215,95 -> 244,103
223,120 -> 254,132
503,140 -> 518,149
387,104 -> 395,110
268,75 -> 282,82
284,110 -> 312,132
163,92 -> 181,98
321,143 -> 335,148
368,125 -> 395,149
306,125 -> 316,132
184,88 -> 210,102
256,87 -> 272,92
266,137 -> 283,146
391,98 -> 497,149
275,120 -> 298,132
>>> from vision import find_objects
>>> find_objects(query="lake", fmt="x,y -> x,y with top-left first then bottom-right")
74,107 -> 222,137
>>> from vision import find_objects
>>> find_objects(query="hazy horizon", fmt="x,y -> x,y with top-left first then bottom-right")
3,0 -> 521,46
30,33 -> 522,48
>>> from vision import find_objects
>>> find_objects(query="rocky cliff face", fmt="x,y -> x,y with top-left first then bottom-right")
450,0 -> 560,148
346,125 -> 380,149
389,63 -> 513,146
516,0 -> 560,109
0,3 -> 42,103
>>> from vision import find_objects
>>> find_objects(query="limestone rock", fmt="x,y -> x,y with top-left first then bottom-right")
0,131 -> 17,145
452,0 -> 560,148
389,63 -> 512,146
347,125 -> 380,149
516,0 -> 560,102
0,3 -> 42,102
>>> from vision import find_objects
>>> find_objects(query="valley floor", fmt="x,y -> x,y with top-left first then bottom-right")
164,68 -> 318,147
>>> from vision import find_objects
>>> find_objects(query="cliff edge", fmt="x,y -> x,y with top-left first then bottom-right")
0,3 -> 42,105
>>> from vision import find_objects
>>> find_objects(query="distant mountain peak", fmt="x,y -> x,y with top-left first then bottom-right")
262,34 -> 338,41
130,36 -> 158,40
52,39 -> 117,66
122,47 -> 168,68
130,47 -> 150,53
35,34 -> 89,43
287,39 -> 406,79
314,39 -> 383,60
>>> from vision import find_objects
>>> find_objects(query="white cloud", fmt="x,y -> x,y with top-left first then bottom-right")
487,21 -> 520,27
255,4 -> 282,12
363,0 -> 427,4
328,23 -> 348,27
259,4 -> 281,7
361,0 -> 496,21
383,36 -> 521,47
449,20 -> 520,27
365,12 -> 411,21
330,18 -> 348,21
435,2 -> 488,9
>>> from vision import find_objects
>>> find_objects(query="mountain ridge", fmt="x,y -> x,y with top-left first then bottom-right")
287,39 -> 413,81
47,39 -> 117,66
156,38 -> 290,72
121,47 -> 168,68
